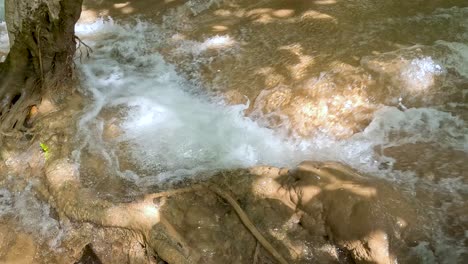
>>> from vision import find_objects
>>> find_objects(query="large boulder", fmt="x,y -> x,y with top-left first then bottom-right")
283,161 -> 427,264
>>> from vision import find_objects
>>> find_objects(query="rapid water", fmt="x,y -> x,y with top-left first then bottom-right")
0,0 -> 467,262
74,19 -> 317,184
0,0 -> 4,21
72,3 -> 467,262
74,17 -> 468,184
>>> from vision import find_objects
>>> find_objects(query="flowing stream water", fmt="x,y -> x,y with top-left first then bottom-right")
1,0 -> 467,263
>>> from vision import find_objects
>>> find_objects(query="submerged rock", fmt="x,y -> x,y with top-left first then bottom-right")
287,162 -> 427,264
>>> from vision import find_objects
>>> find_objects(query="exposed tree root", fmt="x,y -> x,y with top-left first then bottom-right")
45,160 -> 288,264
146,184 -> 289,264
207,185 -> 289,264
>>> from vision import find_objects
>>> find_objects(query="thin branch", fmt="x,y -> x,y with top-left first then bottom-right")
74,35 -> 93,63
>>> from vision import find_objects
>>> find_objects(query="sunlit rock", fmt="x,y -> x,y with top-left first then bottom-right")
251,66 -> 376,138
361,46 -> 449,105
288,161 -> 428,264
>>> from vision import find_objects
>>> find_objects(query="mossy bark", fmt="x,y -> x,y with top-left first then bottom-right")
0,0 -> 82,135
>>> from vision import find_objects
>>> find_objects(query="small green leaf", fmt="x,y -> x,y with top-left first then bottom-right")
40,143 -> 50,160
40,143 -> 49,152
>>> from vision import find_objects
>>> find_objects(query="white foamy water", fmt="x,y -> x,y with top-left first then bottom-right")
0,0 -> 4,21
0,183 -> 66,249
71,5 -> 468,263
361,107 -> 467,151
0,1 -> 463,262
0,0 -> 8,60
174,34 -> 238,56
0,22 -> 8,50
73,16 -> 468,262
400,57 -> 444,91
75,19 -> 317,183
75,18 -> 468,184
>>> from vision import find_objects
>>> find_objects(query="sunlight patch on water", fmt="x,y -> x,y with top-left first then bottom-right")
174,34 -> 237,56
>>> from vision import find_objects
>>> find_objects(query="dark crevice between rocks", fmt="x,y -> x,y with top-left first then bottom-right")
337,247 -> 357,264
75,244 -> 102,264
154,255 -> 169,264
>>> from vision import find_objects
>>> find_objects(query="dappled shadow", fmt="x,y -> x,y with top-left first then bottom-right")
1,1 -> 467,263
1,129 -> 428,263
78,0 -> 468,139
269,161 -> 429,263
80,0 -> 187,23
93,0 -> 466,138
0,145 -> 458,263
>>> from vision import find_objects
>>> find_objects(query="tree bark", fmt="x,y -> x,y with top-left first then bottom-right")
0,0 -> 82,134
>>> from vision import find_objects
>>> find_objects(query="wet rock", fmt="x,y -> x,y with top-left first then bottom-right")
158,190 -> 256,263
4,150 -> 434,264
223,90 -> 249,106
247,64 -> 377,139
383,143 -> 468,182
136,162 -> 431,264
285,161 -> 428,264
0,224 -> 16,259
87,228 -> 152,264
1,233 -> 37,264
253,86 -> 292,114
360,45 -> 466,107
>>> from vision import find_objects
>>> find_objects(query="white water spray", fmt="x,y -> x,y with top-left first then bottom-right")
75,18 -> 468,185
76,19 -> 318,183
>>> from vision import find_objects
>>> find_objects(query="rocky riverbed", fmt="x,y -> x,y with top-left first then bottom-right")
0,0 -> 467,263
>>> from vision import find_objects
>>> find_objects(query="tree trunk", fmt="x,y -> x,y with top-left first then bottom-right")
0,0 -> 82,135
